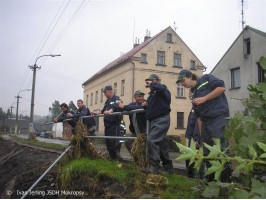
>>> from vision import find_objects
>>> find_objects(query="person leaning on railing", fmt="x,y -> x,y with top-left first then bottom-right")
67,99 -> 96,136
118,90 -> 147,153
53,103 -> 77,134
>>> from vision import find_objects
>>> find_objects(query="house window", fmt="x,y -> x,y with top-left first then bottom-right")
244,38 -> 251,56
86,95 -> 88,106
167,33 -> 172,43
121,80 -> 125,96
141,54 -> 147,63
95,91 -> 98,104
114,83 -> 117,95
231,68 -> 240,88
190,60 -> 196,70
176,112 -> 184,129
258,63 -> 265,83
174,53 -> 181,67
177,83 -> 185,97
157,51 -> 165,65
100,88 -> 104,102
90,93 -> 93,105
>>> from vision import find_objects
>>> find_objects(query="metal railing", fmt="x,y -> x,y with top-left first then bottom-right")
21,146 -> 72,199
21,109 -> 148,199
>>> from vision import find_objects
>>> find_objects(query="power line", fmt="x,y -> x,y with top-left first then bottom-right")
28,0 -> 70,65
21,97 -> 50,108
40,0 -> 89,66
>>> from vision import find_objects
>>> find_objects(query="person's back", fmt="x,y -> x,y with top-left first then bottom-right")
146,82 -> 171,120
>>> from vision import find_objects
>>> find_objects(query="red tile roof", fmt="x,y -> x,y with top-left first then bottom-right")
82,26 -> 170,86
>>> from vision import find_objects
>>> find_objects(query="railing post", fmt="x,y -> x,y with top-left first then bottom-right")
146,119 -> 150,162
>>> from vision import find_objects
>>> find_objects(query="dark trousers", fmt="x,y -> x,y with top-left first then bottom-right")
105,124 -> 122,159
201,115 -> 232,182
147,114 -> 172,169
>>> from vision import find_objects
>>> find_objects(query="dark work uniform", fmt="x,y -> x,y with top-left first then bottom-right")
73,105 -> 96,135
146,82 -> 173,173
193,74 -> 231,182
123,102 -> 146,152
101,95 -> 122,160
57,109 -> 77,134
185,110 -> 204,179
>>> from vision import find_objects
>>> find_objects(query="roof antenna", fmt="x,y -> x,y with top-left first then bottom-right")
133,17 -> 135,47
241,0 -> 245,29
174,21 -> 177,32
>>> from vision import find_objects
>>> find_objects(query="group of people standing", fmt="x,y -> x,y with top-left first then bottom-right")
54,70 -> 232,182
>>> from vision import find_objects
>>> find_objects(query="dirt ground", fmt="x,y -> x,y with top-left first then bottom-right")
0,138 -> 60,199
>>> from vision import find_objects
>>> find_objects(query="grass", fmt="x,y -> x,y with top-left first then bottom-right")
60,158 -> 135,184
161,174 -> 202,199
59,158 -> 202,198
9,135 -> 67,149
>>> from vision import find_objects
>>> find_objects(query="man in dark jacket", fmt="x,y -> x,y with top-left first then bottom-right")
118,90 -> 146,153
67,99 -> 96,135
53,103 -> 77,134
96,85 -> 123,161
141,74 -> 173,175
177,69 -> 232,182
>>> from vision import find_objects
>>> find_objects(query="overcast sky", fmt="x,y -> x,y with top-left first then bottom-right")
0,0 -> 265,117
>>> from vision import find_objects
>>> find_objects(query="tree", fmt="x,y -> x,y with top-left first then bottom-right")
51,100 -> 61,119
0,107 -> 5,120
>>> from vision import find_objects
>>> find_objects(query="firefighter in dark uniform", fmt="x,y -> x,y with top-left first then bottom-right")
67,99 -> 96,135
141,74 -> 173,175
53,103 -> 77,134
118,90 -> 147,153
101,85 -> 123,161
177,69 -> 232,182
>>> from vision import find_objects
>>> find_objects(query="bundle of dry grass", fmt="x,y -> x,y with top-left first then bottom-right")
70,121 -> 106,160
131,134 -> 149,168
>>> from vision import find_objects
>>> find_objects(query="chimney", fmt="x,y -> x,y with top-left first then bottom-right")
144,29 -> 151,41
133,37 -> 139,48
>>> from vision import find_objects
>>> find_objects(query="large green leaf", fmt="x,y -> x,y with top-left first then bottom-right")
250,178 -> 266,198
205,160 -> 224,181
201,182 -> 220,198
203,142 -> 221,157
231,188 -> 250,199
194,158 -> 203,173
259,56 -> 266,70
248,145 -> 257,159
174,141 -> 196,161
260,153 -> 266,158
257,142 -> 266,152
235,163 -> 246,172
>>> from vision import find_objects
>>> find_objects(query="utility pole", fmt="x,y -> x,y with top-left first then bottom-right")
29,54 -> 61,139
28,64 -> 41,138
15,95 -> 22,135
9,102 -> 16,134
15,89 -> 31,135
10,105 -> 14,119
